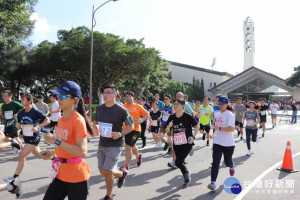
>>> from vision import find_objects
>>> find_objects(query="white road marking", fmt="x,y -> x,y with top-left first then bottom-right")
234,152 -> 300,200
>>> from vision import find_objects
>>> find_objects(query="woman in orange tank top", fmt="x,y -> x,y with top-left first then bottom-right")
43,81 -> 96,200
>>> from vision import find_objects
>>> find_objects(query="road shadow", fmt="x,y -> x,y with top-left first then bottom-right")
192,185 -> 224,200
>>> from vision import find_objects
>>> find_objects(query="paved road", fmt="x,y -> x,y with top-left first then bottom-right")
0,116 -> 299,200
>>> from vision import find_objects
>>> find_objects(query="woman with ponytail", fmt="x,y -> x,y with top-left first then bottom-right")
43,81 -> 95,200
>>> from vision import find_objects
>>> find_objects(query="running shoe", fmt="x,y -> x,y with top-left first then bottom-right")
167,161 -> 177,169
158,140 -> 163,147
117,170 -> 128,188
7,177 -> 23,199
119,165 -> 129,171
155,143 -> 159,148
202,134 -> 205,140
10,139 -> 21,150
237,131 -> 240,137
12,147 -> 20,156
104,195 -> 114,200
247,150 -> 252,156
189,147 -> 194,156
163,142 -> 169,151
230,168 -> 235,176
206,140 -> 209,146
3,176 -> 14,183
207,182 -> 216,191
182,171 -> 191,188
137,153 -> 142,167
262,133 -> 264,137
240,136 -> 243,140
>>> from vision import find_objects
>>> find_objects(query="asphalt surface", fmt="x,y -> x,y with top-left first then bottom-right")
0,114 -> 299,200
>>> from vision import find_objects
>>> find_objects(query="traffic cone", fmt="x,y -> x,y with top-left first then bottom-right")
277,141 -> 298,173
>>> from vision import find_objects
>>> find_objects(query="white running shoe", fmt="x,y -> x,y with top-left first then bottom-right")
158,140 -> 163,147
247,150 -> 252,156
167,161 -> 178,169
155,143 -> 159,148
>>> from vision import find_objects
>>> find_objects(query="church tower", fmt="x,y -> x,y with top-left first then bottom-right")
243,16 -> 255,70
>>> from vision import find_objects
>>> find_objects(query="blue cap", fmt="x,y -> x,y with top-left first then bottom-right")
49,81 -> 81,98
217,96 -> 229,105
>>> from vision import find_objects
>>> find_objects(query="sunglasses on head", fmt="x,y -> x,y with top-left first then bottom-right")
58,94 -> 73,99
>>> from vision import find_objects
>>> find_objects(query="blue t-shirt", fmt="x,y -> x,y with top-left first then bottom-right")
161,104 -> 173,127
214,105 -> 221,120
142,103 -> 151,125
158,100 -> 164,110
17,108 -> 47,137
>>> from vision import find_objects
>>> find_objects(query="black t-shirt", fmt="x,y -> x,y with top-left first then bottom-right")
291,104 -> 297,111
260,105 -> 269,111
166,112 -> 197,145
150,110 -> 161,127
141,103 -> 151,125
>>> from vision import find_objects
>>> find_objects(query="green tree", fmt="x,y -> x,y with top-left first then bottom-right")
286,66 -> 300,87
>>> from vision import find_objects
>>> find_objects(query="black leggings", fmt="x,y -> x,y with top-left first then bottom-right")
211,144 -> 235,182
43,178 -> 89,200
174,144 -> 192,175
140,123 -> 147,146
245,128 -> 257,150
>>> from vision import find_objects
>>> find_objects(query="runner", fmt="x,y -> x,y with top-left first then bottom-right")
3,93 -> 50,197
243,101 -> 260,156
158,94 -> 173,154
48,93 -> 61,134
0,128 -> 21,151
183,94 -> 193,109
269,100 -> 279,128
200,96 -> 214,146
0,90 -> 24,155
149,101 -> 161,147
121,91 -> 149,171
93,85 -> 134,200
116,94 -> 123,106
258,98 -> 269,137
43,81 -> 96,200
154,93 -> 164,110
193,100 -> 201,124
165,98 -> 199,188
139,96 -> 151,148
234,97 -> 246,140
35,95 -> 49,115
289,101 -> 298,124
212,94 -> 222,126
0,178 -> 22,198
208,96 -> 236,191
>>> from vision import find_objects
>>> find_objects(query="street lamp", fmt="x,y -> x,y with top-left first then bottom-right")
89,0 -> 118,119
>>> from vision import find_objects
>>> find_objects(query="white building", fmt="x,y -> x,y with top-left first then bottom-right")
168,61 -> 233,99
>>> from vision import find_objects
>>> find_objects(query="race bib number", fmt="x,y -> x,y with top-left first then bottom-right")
162,115 -> 169,122
246,119 -> 254,126
261,111 -> 266,115
22,125 -> 34,136
4,111 -> 13,119
99,122 -> 112,138
200,109 -> 207,115
173,132 -> 188,145
50,159 -> 61,182
152,120 -> 158,126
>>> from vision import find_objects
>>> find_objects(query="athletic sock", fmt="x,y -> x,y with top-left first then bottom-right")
13,174 -> 19,179
5,183 -> 13,191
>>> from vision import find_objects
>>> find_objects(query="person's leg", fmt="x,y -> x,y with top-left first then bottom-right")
66,180 -> 89,200
0,142 -> 12,150
124,144 -> 133,167
140,123 -> 147,147
295,111 -> 298,123
159,132 -> 166,143
262,122 -> 266,133
223,146 -> 235,168
240,123 -> 244,137
174,145 -> 192,175
15,144 -> 36,176
14,137 -> 24,149
252,129 -> 258,143
43,178 -> 67,200
152,132 -> 159,145
132,144 -> 139,158
100,169 -> 115,197
246,129 -> 251,150
211,144 -> 223,182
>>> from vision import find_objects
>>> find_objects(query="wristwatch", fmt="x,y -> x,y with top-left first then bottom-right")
55,139 -> 62,147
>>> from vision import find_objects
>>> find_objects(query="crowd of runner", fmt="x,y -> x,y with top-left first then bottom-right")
0,81 -> 298,199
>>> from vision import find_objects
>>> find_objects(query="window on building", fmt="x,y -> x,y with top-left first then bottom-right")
210,82 -> 212,87
214,82 -> 216,87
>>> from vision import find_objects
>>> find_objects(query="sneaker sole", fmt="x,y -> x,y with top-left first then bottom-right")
207,184 -> 216,191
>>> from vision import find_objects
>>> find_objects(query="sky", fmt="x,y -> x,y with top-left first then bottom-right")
28,0 -> 300,79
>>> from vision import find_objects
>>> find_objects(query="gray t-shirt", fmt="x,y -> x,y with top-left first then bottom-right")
234,104 -> 246,122
244,110 -> 260,130
35,102 -> 49,115
95,103 -> 131,147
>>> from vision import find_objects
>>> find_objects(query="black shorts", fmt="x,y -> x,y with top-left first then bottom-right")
23,136 -> 41,146
151,126 -> 159,134
200,124 -> 210,133
125,131 -> 141,147
259,115 -> 267,123
235,121 -> 243,128
4,126 -> 18,138
50,121 -> 58,128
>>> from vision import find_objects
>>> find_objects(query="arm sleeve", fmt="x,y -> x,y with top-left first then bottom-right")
139,105 -> 148,116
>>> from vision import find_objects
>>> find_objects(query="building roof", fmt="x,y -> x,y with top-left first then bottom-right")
208,66 -> 293,92
168,61 -> 234,77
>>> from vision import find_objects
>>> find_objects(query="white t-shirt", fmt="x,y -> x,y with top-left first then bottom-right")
50,101 -> 61,121
269,104 -> 279,114
213,110 -> 235,147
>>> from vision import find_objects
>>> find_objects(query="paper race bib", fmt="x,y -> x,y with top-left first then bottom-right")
246,119 -> 254,126
200,109 -> 207,115
162,115 -> 169,122
4,110 -> 13,119
99,122 -> 112,138
173,132 -> 188,145
22,125 -> 34,136
261,111 -> 266,115
50,158 -> 61,182
152,120 -> 158,126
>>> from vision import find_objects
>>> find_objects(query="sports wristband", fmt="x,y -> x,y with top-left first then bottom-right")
119,132 -> 122,138
36,125 -> 40,129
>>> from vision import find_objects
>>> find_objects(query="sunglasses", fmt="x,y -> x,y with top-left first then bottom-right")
58,94 -> 73,99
